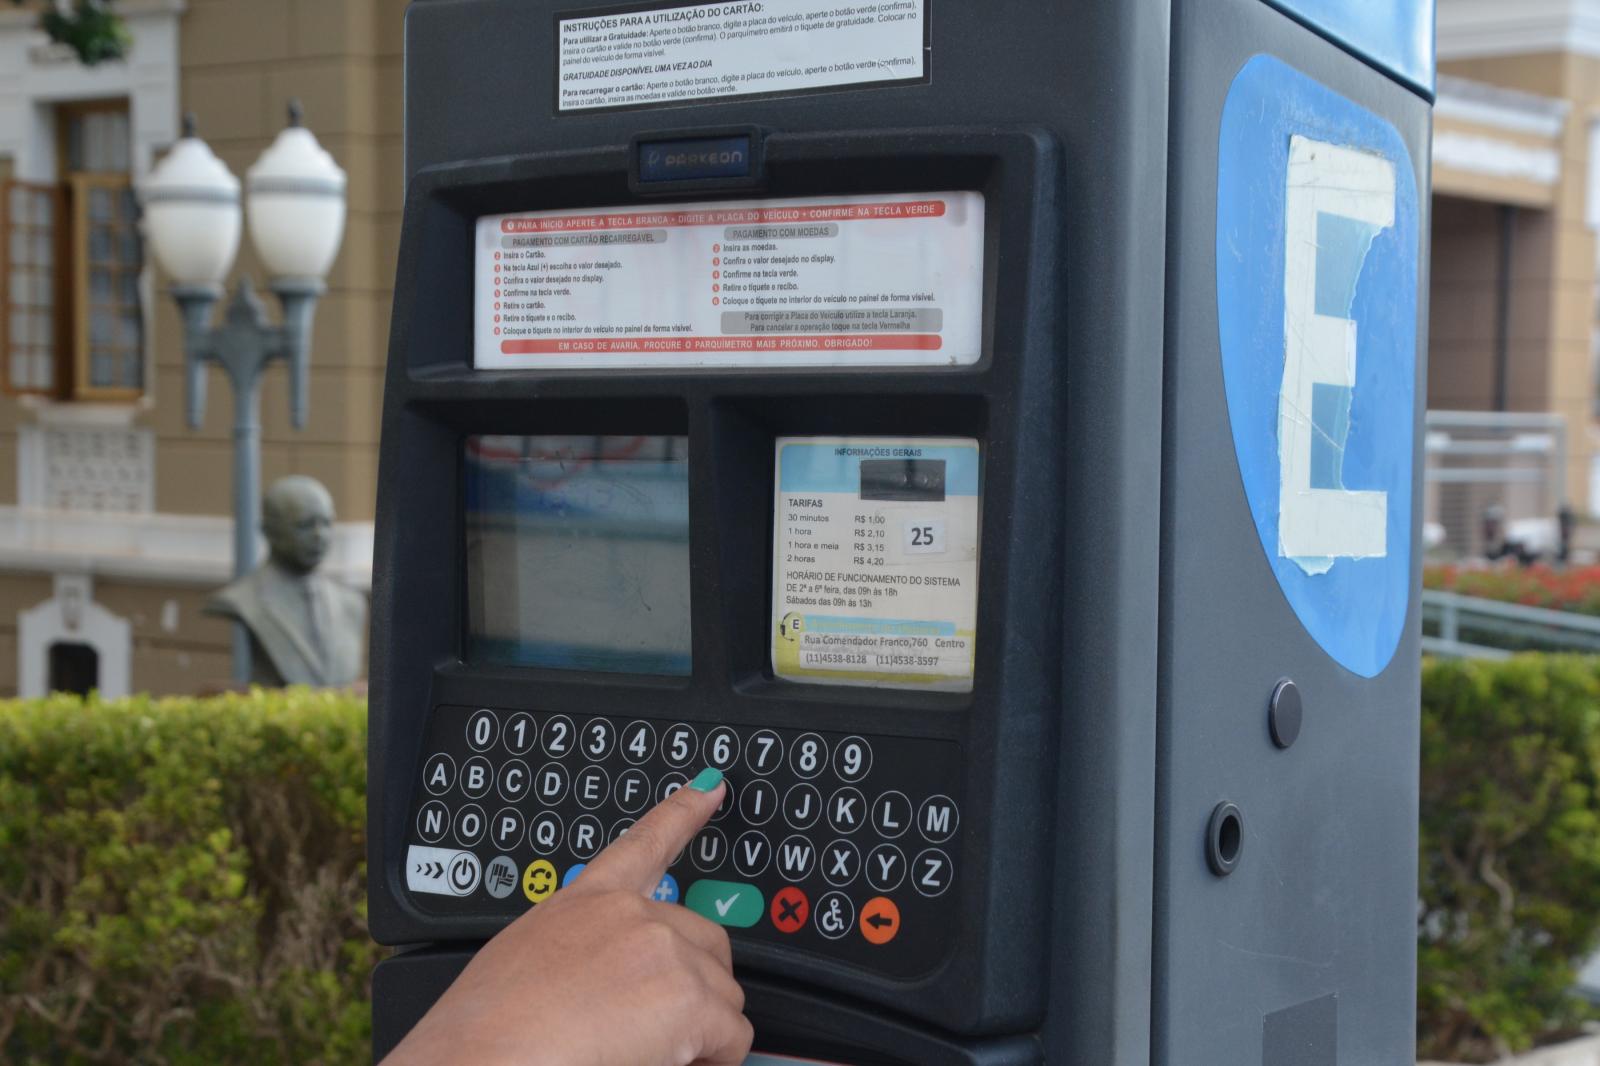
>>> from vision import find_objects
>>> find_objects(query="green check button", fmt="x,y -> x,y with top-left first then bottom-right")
685,879 -> 763,928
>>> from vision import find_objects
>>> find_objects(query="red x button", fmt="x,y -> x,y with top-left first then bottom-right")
770,886 -> 809,933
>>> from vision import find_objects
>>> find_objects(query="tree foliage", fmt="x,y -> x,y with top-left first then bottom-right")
9,1 -> 130,66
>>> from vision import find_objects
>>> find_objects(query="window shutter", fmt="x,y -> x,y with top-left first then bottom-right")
1,180 -> 63,395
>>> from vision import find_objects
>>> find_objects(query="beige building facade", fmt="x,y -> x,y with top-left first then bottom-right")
0,0 -> 405,696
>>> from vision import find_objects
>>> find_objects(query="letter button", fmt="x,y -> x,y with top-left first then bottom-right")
569,814 -> 604,859
536,762 -> 570,804
872,790 -> 912,839
814,891 -> 854,940
711,776 -> 736,822
416,800 -> 450,843
614,768 -> 651,813
692,827 -> 728,872
662,723 -> 698,768
609,817 -> 636,844
783,782 -> 821,830
491,807 -> 525,851
497,758 -> 530,803
822,839 -> 861,887
581,718 -> 615,760
833,736 -> 873,782
918,795 -> 960,843
528,810 -> 564,853
733,830 -> 771,877
575,764 -> 610,810
454,803 -> 486,847
461,756 -> 494,800
739,778 -> 778,826
422,752 -> 455,796
776,835 -> 816,882
912,847 -> 953,898
866,842 -> 905,892
827,786 -> 865,835
466,708 -> 498,752
656,771 -> 688,803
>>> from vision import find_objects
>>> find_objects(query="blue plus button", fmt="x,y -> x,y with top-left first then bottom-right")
561,863 -> 586,888
651,873 -> 680,903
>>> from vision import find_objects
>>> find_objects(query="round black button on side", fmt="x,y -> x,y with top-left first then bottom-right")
1206,801 -> 1244,877
1269,678 -> 1302,749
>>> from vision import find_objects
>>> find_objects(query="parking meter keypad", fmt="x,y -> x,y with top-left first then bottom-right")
404,705 -> 964,977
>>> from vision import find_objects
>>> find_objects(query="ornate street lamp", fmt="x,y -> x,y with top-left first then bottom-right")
140,102 -> 347,683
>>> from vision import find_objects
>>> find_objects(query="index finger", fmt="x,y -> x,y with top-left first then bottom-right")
574,767 -> 725,896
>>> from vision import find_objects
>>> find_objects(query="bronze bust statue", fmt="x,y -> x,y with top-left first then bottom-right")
205,475 -> 367,687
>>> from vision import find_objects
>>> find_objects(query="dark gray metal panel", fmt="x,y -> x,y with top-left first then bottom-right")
1157,2 -> 1428,1065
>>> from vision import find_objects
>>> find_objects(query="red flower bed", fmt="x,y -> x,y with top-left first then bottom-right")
1424,562 -> 1600,616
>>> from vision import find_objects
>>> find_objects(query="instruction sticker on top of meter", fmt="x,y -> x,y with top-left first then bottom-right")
474,192 -> 984,370
772,437 -> 980,692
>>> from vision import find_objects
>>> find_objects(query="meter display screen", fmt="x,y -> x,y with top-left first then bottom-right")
772,437 -> 980,692
465,435 -> 691,675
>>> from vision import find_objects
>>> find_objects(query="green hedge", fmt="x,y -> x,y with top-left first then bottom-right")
0,689 -> 379,1065
1420,656 -> 1600,1061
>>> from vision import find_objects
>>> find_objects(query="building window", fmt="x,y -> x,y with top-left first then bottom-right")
0,98 -> 142,401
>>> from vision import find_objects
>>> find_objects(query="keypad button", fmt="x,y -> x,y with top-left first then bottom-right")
656,772 -> 688,803
686,878 -> 763,928
770,885 -> 809,933
739,779 -> 778,826
453,803 -> 486,847
711,777 -> 736,822
575,765 -> 610,810
614,768 -> 652,813
491,808 -> 525,851
821,839 -> 861,887
788,733 -> 828,779
542,714 -> 575,758
461,756 -> 494,800
580,718 -> 616,760
522,859 -> 557,903
733,830 -> 771,877
620,721 -> 657,765
704,727 -> 740,771
917,795 -> 960,843
422,753 -> 455,796
562,863 -> 586,888
609,817 -> 636,844
776,835 -> 816,881
912,847 -> 953,898
484,855 -> 519,899
503,712 -> 538,756
744,730 -> 784,776
833,736 -> 873,782
860,896 -> 901,945
814,891 -> 855,940
782,783 -> 822,830
662,724 -> 698,768
497,758 -> 531,803
866,843 -> 906,892
650,872 -> 680,903
528,811 -> 564,853
416,800 -> 450,843
872,790 -> 913,839
466,709 -> 499,752
692,827 -> 728,872
827,786 -> 866,835
569,814 -> 604,859
535,762 -> 570,805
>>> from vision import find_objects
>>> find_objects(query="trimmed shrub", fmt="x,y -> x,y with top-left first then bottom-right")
0,689 -> 379,1065
1420,656 -> 1600,1061
1425,563 -> 1600,617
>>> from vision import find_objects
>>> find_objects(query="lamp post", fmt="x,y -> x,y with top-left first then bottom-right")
140,103 -> 347,683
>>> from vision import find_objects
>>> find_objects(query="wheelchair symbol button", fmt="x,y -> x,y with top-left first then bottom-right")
815,891 -> 854,941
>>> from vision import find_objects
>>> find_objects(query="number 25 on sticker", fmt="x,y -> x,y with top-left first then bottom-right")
904,519 -> 946,555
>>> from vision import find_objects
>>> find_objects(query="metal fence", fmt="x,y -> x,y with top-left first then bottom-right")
1421,588 -> 1600,659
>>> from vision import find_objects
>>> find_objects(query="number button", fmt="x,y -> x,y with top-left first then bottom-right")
739,779 -> 778,826
614,768 -> 652,813
422,753 -> 455,796
692,827 -> 728,872
621,721 -> 657,765
783,783 -> 822,830
833,736 -> 873,782
821,839 -> 861,887
776,835 -> 815,882
454,803 -> 486,847
416,800 -> 450,843
912,848 -> 953,897
745,730 -> 784,776
705,727 -> 739,771
535,762 -> 570,804
569,815 -> 604,859
789,733 -> 827,779
542,715 -> 575,758
872,791 -> 913,839
491,808 -> 525,851
528,811 -> 564,853
827,787 -> 866,835
466,709 -> 498,752
918,795 -> 960,843
503,712 -> 538,756
575,765 -> 610,810
656,772 -> 688,803
733,830 -> 771,877
581,718 -> 615,760
866,843 -> 905,892
461,756 -> 494,800
497,759 -> 531,803
662,724 -> 698,768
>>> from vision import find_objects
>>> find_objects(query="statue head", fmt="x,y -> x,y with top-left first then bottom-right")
262,475 -> 335,575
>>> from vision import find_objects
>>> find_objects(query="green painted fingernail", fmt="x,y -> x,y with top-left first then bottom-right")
689,767 -> 723,792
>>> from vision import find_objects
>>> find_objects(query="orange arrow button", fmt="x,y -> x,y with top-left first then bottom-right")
859,896 -> 900,945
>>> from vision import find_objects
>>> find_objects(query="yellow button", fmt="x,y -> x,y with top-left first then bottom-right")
522,859 -> 557,904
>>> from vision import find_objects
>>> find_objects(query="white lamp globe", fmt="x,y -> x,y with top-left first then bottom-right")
138,115 -> 241,287
246,101 -> 347,282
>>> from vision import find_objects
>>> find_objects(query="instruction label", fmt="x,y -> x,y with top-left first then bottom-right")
557,1 -> 927,113
476,191 -> 984,370
772,437 -> 979,692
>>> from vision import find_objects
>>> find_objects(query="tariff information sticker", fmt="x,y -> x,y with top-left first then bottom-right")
772,437 -> 980,691
557,1 -> 927,113
476,191 -> 984,370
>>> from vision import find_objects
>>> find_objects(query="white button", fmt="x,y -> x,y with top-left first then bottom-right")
406,844 -> 479,897
453,803 -> 486,847
491,807 -> 525,851
776,835 -> 815,882
581,718 -> 616,760
466,709 -> 499,752
912,847 -> 953,897
866,843 -> 905,892
528,810 -> 564,853
497,758 -> 531,803
739,779 -> 778,826
569,814 -> 604,859
535,762 -> 570,804
733,830 -> 770,877
704,727 -> 740,770
827,787 -> 866,835
542,714 -> 575,758
575,765 -> 611,810
662,724 -> 698,768
821,839 -> 860,887
656,772 -> 688,802
788,733 -> 827,779
744,730 -> 784,776
832,736 -> 873,782
872,791 -> 912,839
918,795 -> 960,843
692,827 -> 728,872
621,720 -> 657,765
461,757 -> 494,800
615,768 -> 652,813
502,712 -> 538,756
783,783 -> 822,830
422,753 -> 455,796
416,800 -> 450,843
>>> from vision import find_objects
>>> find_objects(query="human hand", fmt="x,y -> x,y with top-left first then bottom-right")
384,769 -> 752,1066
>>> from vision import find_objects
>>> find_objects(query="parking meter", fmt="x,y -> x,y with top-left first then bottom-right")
369,1 -> 1433,1062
